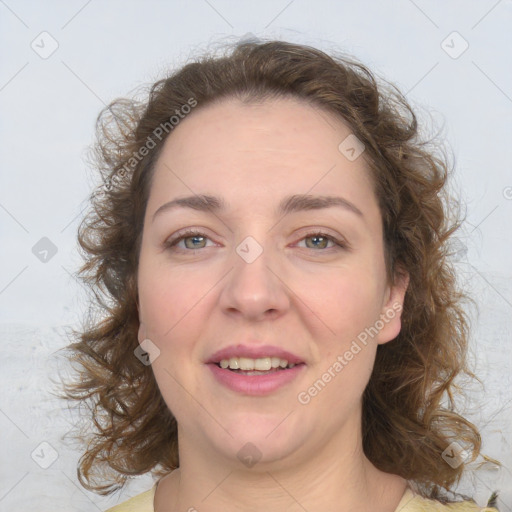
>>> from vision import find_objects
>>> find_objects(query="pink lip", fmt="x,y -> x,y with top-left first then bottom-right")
207,363 -> 305,396
206,344 -> 305,365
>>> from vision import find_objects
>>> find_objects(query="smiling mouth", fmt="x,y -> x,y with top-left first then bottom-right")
217,365 -> 304,376
208,356 -> 306,394
214,356 -> 305,375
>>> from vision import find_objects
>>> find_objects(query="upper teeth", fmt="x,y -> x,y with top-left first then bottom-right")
219,357 -> 295,371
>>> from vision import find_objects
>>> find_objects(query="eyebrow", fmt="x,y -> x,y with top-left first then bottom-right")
152,193 -> 364,223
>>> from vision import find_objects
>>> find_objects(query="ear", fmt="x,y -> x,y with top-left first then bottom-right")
138,320 -> 146,345
134,286 -> 144,344
375,267 -> 410,346
129,273 -> 141,320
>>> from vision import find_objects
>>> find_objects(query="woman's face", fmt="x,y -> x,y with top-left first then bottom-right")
137,96 -> 408,469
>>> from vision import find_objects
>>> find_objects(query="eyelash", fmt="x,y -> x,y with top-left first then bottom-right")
163,229 -> 348,253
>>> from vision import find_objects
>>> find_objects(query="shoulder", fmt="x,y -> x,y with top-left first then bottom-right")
104,484 -> 156,512
396,488 -> 500,512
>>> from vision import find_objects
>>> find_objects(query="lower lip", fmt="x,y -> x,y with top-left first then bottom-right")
207,363 -> 305,395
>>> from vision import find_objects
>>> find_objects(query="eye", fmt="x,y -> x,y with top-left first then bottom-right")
163,229 -> 348,253
295,231 -> 347,251
164,230 -> 214,252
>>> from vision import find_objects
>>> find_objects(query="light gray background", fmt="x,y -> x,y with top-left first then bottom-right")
0,1 -> 511,510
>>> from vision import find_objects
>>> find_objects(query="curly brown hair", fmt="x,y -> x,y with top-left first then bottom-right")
59,38 -> 499,500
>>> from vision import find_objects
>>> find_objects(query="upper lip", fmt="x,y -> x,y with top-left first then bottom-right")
206,344 -> 305,365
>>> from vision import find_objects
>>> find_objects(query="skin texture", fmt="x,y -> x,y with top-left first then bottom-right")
137,96 -> 410,512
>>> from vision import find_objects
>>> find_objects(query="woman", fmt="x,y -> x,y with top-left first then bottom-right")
61,39 -> 501,511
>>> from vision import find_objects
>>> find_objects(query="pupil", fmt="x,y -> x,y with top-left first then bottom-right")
308,236 -> 327,249
187,236 -> 204,249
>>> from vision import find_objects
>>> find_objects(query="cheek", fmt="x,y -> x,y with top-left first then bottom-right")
137,264 -> 209,418
303,263 -> 384,340
138,259 -> 211,340
301,272 -> 381,415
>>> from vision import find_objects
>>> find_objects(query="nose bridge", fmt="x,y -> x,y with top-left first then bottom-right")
219,230 -> 289,319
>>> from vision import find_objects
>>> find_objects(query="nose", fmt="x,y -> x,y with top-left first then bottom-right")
218,237 -> 291,322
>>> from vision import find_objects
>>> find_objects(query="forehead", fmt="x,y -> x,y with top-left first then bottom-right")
147,96 -> 377,218
158,95 -> 355,165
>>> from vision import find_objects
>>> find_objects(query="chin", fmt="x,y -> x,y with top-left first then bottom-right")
211,413 -> 309,467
